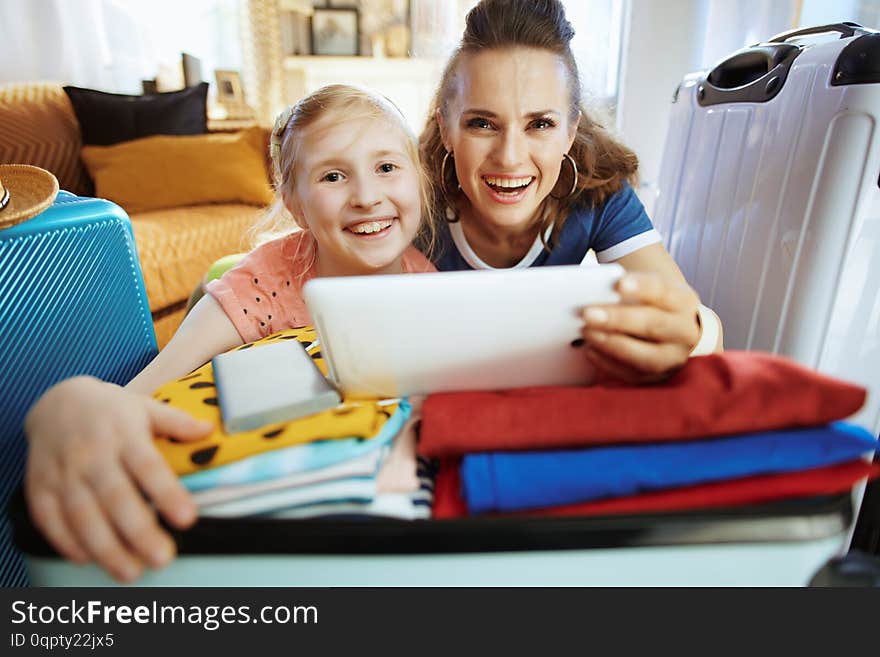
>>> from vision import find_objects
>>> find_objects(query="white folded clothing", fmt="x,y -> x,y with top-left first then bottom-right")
198,476 -> 376,518
267,485 -> 434,521
193,448 -> 385,507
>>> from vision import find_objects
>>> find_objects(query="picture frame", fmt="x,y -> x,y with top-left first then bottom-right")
212,69 -> 254,121
355,0 -> 411,57
310,7 -> 360,56
182,52 -> 203,88
214,69 -> 245,104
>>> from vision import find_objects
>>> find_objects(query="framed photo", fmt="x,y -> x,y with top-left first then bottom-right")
214,69 -> 244,104
213,69 -> 254,120
182,52 -> 203,87
354,0 -> 411,57
311,7 -> 360,56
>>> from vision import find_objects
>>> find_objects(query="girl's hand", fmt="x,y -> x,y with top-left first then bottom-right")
24,376 -> 212,582
580,272 -> 702,384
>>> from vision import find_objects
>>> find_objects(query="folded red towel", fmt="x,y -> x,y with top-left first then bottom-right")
432,458 -> 879,519
420,351 -> 866,457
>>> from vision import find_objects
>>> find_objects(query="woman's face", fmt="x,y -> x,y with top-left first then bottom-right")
439,47 -> 579,234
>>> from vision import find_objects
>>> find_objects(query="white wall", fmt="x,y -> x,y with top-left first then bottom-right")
0,0 -> 242,95
800,0 -> 862,26
616,0 -> 798,216
615,0 -> 707,216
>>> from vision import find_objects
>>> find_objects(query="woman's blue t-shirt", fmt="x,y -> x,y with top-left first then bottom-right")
428,182 -> 659,271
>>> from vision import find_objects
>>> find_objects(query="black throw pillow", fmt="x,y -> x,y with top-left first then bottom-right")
63,82 -> 209,146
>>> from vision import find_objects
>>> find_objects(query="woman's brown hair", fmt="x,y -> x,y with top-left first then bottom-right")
419,0 -> 639,246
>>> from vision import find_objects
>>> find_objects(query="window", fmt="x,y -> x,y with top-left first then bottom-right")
798,0 -> 880,29
410,0 -> 625,111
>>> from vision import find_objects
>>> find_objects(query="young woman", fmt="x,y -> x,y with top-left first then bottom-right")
419,0 -> 723,384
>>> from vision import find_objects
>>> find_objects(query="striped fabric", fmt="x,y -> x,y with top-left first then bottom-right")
241,0 -> 285,127
0,83 -> 92,196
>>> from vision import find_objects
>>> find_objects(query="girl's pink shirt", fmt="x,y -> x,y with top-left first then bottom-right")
206,231 -> 436,343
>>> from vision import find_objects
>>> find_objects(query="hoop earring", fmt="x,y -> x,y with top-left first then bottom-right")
440,150 -> 461,197
549,153 -> 578,200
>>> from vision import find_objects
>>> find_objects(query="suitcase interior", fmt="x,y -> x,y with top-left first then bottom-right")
9,485 -> 852,558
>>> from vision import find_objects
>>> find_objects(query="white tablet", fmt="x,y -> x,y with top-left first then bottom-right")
302,263 -> 624,397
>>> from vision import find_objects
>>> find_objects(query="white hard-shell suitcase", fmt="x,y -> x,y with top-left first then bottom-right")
654,22 -> 880,435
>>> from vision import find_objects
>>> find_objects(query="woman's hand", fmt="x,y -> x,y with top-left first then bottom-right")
580,272 -> 702,384
24,376 -> 212,582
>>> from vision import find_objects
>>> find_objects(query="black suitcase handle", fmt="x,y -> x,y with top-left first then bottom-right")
769,21 -> 867,43
698,43 -> 800,106
707,44 -> 799,90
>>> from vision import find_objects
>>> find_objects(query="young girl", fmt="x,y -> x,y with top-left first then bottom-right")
24,84 -> 436,583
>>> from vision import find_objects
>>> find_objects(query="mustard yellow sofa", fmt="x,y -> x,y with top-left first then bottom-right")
0,82 -> 268,347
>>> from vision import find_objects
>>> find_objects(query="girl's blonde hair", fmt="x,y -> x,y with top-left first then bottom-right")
250,84 -> 436,265
419,0 -> 639,248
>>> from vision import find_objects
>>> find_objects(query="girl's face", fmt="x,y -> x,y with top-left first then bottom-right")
439,47 -> 579,234
286,116 -> 422,276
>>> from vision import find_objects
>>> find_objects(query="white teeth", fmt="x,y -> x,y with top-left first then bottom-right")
484,176 -> 533,189
349,219 -> 392,234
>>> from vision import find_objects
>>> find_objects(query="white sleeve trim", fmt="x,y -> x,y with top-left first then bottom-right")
594,229 -> 662,263
690,304 -> 721,356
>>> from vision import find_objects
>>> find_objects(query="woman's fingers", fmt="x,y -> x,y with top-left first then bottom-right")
582,345 -> 652,385
580,273 -> 702,379
582,328 -> 687,381
616,272 -> 699,312
583,303 -> 699,348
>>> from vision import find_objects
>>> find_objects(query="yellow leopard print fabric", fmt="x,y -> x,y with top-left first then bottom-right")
153,326 -> 399,475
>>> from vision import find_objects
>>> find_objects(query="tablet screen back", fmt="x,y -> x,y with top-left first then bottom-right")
303,264 -> 623,397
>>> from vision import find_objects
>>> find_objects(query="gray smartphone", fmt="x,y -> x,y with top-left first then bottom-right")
213,340 -> 341,434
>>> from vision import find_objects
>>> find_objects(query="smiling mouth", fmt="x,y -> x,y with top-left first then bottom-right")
483,175 -> 535,195
346,218 -> 395,235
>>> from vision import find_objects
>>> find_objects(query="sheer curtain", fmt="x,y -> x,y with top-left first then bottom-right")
617,0 -> 799,214
699,0 -> 799,68
0,0 -> 242,94
409,0 -> 623,103
0,0 -> 114,87
798,0 -> 880,28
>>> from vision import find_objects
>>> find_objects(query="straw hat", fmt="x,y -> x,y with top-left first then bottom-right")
0,164 -> 59,229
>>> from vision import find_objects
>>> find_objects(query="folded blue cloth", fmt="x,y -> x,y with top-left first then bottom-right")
182,399 -> 410,492
461,422 -> 877,514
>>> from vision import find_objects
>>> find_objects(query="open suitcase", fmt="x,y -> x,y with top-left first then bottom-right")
3,190 -> 868,587
10,488 -> 856,586
653,23 -> 880,435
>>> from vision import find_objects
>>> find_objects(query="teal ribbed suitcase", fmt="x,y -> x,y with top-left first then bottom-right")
0,191 -> 157,585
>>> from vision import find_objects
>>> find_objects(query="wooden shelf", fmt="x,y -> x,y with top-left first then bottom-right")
208,118 -> 259,132
283,55 -> 442,70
